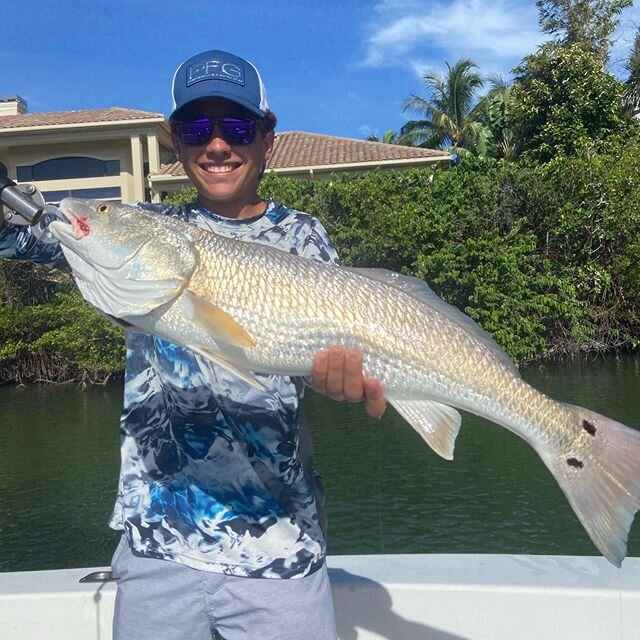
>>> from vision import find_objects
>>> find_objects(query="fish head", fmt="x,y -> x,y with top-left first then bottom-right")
48,198 -> 198,317
52,198 -> 160,269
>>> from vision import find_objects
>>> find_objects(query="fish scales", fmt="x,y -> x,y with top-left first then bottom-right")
49,198 -> 640,567
193,230 -> 505,404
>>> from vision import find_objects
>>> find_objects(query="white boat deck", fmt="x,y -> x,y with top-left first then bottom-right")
1,554 -> 639,639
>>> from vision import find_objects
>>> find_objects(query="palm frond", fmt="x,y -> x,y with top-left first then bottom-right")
401,57 -> 485,154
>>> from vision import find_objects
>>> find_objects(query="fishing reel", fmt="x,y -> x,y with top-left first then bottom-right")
0,177 -> 64,242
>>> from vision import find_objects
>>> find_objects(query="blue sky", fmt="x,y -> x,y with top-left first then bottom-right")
4,0 -> 640,140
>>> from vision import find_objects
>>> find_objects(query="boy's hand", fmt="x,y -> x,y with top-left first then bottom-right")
311,346 -> 387,418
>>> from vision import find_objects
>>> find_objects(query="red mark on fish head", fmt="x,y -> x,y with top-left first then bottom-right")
71,215 -> 90,239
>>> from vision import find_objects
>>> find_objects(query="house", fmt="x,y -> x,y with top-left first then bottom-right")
0,96 -> 174,204
0,95 -> 450,204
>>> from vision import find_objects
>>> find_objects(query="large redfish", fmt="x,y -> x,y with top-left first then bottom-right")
49,198 -> 640,566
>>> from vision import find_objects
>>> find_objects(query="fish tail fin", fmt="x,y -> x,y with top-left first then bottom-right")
542,404 -> 640,567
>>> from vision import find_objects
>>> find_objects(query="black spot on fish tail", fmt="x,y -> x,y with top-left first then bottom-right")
582,420 -> 597,436
567,457 -> 584,469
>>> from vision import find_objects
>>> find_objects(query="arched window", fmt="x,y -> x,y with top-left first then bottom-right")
42,187 -> 122,203
17,157 -> 120,182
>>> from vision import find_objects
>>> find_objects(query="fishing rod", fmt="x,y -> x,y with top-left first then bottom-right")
0,177 -> 45,225
0,177 -> 66,242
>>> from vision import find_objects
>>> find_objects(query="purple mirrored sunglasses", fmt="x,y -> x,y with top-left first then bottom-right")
174,117 -> 257,146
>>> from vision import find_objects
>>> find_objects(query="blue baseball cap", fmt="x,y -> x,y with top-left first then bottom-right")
171,50 -> 270,120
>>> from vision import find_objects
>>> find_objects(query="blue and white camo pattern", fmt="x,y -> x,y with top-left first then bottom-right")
0,199 -> 338,578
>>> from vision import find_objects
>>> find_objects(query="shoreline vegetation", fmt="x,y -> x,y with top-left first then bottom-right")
2,153 -> 640,386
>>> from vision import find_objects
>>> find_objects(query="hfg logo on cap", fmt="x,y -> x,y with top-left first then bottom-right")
186,60 -> 245,87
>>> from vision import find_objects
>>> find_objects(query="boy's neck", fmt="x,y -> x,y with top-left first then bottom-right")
200,196 -> 266,220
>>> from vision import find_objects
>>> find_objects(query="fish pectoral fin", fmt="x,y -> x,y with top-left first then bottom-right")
389,398 -> 461,460
191,346 -> 266,391
184,290 -> 255,348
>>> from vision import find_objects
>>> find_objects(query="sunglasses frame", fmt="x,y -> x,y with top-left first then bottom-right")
173,116 -> 259,147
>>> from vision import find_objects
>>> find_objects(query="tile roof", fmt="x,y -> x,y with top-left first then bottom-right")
153,131 -> 449,177
158,159 -> 188,177
269,131 -> 448,168
0,107 -> 165,130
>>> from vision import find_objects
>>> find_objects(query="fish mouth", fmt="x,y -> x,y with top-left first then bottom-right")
50,202 -> 91,241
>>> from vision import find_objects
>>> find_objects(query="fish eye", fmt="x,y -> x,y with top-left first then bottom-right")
97,204 -> 111,214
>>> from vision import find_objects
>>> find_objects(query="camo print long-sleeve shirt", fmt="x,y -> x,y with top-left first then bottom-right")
0,199 -> 338,579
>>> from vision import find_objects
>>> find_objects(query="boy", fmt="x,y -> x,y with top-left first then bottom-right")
0,49 -> 385,639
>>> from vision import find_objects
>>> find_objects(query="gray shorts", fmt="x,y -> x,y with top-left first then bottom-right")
111,536 -> 337,640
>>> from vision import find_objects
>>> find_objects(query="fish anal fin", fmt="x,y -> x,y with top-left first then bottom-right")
389,398 -> 461,460
185,290 -> 255,348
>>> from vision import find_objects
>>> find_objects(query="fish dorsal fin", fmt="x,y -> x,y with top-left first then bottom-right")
184,290 -> 255,348
347,267 -> 519,376
191,346 -> 266,391
388,397 -> 461,460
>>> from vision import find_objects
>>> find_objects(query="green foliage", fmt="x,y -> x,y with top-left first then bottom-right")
163,185 -> 198,205
536,0 -> 632,62
516,145 -> 640,352
0,261 -> 125,384
472,76 -> 518,160
366,130 -> 400,144
510,44 -> 629,162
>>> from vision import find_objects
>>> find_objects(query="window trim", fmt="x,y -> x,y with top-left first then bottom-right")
16,156 -> 121,182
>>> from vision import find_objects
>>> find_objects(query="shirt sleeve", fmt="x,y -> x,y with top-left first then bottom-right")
0,221 -> 67,268
296,217 -> 339,266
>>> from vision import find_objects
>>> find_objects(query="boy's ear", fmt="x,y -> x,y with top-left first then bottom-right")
263,130 -> 275,161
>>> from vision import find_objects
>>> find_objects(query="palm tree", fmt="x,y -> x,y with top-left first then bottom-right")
472,74 -> 519,160
400,58 -> 486,153
366,129 -> 400,144
623,27 -> 640,118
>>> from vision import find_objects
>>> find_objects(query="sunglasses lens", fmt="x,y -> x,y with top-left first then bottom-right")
219,118 -> 257,145
176,117 -> 258,146
177,119 -> 214,145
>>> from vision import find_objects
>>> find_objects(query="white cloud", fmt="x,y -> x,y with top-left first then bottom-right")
362,0 -> 640,80
362,0 -> 543,78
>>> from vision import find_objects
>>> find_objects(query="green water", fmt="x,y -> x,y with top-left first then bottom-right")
2,354 -> 640,572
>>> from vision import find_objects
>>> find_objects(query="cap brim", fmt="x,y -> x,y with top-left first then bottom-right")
170,94 -> 265,121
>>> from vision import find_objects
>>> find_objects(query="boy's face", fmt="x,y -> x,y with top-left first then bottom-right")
171,99 -> 274,218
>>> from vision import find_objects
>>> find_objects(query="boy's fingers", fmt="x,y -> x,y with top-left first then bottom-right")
364,379 -> 387,418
